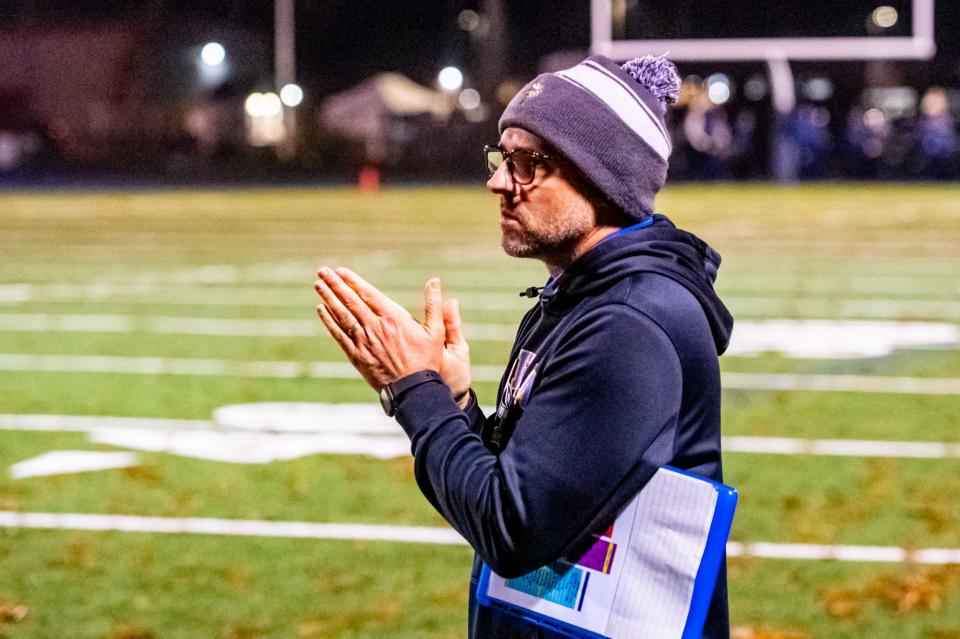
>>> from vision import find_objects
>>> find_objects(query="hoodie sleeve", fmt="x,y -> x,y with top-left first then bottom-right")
461,389 -> 487,435
394,303 -> 682,577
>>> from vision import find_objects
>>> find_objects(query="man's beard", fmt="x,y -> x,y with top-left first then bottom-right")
501,225 -> 581,261
500,204 -> 593,263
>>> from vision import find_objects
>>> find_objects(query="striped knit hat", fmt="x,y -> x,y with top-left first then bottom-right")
499,55 -> 681,221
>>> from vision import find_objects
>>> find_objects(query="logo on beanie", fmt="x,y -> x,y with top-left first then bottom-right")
520,81 -> 544,104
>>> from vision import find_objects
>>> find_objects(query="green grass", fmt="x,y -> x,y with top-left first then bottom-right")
1,431 -> 958,548
0,184 -> 959,638
0,530 -> 472,639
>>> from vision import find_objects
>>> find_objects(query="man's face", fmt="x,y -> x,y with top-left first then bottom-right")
487,127 -> 597,263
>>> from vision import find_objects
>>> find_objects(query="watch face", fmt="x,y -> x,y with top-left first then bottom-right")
379,386 -> 395,416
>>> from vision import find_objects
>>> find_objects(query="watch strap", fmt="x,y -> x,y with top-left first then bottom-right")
388,369 -> 443,401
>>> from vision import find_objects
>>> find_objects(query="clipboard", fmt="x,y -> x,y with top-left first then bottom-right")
476,466 -> 737,639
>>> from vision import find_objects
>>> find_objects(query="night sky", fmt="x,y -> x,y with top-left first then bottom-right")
1,0 -> 957,92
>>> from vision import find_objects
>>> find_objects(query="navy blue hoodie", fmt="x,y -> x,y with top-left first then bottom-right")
394,215 -> 734,638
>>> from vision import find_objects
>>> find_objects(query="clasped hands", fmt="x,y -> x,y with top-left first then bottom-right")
314,266 -> 472,405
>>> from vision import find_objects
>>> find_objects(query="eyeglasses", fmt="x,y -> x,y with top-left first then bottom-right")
484,144 -> 566,185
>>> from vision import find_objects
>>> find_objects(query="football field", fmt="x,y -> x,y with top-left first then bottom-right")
0,184 -> 959,638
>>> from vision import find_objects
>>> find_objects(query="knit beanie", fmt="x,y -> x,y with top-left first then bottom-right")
499,55 -> 681,221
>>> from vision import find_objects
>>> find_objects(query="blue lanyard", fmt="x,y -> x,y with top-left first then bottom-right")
542,216 -> 656,295
602,216 -> 655,243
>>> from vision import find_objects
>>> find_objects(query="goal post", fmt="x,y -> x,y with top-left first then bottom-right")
591,0 -> 935,62
589,0 -> 937,180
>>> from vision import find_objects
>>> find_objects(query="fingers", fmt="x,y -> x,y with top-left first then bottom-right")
316,303 -> 356,356
422,278 -> 444,336
442,298 -> 465,346
314,281 -> 364,344
335,267 -> 406,316
316,267 -> 376,328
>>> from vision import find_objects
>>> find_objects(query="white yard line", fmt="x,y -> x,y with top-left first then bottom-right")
722,372 -> 960,395
0,511 -> 956,564
0,512 -> 468,545
3,314 -> 959,358
2,353 -> 960,395
723,541 -> 960,565
3,413 -> 960,459
722,436 -> 960,458
0,414 -> 215,432
0,313 -> 519,341
724,296 -> 960,319
0,353 -> 508,380
5,283 -> 960,319
10,258 -> 959,291
0,284 -> 528,311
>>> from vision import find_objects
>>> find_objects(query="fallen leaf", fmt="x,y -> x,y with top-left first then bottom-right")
731,625 -> 809,639
823,565 -> 960,618
0,601 -> 27,624
868,571 -> 947,613
823,588 -> 862,618
109,622 -> 154,639
295,620 -> 325,638
217,623 -> 269,639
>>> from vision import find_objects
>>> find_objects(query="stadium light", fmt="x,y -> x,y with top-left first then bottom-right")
200,42 -> 226,67
803,77 -> 834,101
260,93 -> 283,118
744,75 -> 768,101
245,92 -> 286,147
458,88 -> 481,110
280,83 -> 304,107
706,74 -> 731,105
872,6 -> 899,29
245,93 -> 264,118
245,92 -> 283,119
457,9 -> 481,32
438,66 -> 464,92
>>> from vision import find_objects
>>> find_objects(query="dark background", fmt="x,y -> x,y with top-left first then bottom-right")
1,1 -> 958,184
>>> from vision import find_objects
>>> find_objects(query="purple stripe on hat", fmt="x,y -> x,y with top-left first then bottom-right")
583,59 -> 671,143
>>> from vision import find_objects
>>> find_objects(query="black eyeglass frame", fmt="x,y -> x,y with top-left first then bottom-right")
483,144 -> 567,185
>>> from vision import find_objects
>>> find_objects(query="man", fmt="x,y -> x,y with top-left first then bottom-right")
315,54 -> 733,638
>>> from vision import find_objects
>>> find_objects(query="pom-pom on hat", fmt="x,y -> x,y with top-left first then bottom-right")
499,55 -> 681,220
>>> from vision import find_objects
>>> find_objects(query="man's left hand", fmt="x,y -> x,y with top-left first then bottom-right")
314,266 -> 445,390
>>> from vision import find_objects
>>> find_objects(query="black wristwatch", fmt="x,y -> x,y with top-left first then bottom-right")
379,370 -> 443,417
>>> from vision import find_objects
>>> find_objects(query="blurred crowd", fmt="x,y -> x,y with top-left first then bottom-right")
3,53 -> 960,184
668,83 -> 959,181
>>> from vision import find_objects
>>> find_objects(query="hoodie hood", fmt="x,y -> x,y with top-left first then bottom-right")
543,215 -> 734,354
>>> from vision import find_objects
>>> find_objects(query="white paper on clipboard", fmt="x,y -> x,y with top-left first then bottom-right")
481,467 -> 724,639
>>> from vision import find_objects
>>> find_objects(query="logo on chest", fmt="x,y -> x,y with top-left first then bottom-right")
496,349 -> 539,420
